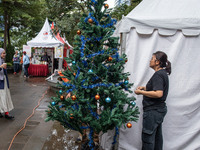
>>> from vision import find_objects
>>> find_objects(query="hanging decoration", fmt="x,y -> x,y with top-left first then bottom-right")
77,30 -> 81,35
124,80 -> 129,85
127,123 -> 132,128
60,95 -> 64,100
95,95 -> 100,100
71,95 -> 77,101
88,18 -> 93,23
105,97 -> 111,103
104,4 -> 109,8
108,56 -> 113,61
88,69 -> 93,73
51,101 -> 56,106
59,90 -> 63,94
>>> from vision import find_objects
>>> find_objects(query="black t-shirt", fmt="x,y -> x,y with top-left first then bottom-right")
143,69 -> 169,111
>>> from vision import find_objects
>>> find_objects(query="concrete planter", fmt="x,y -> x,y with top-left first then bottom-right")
6,66 -> 14,73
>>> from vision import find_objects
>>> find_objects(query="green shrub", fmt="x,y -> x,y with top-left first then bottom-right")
6,44 -> 15,64
7,62 -> 13,67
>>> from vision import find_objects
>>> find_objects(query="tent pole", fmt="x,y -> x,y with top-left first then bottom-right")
120,33 -> 127,56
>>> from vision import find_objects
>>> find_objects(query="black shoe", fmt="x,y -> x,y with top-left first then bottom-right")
0,113 -> 3,118
5,114 -> 14,119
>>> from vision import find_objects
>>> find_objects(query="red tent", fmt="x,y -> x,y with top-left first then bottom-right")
51,22 -> 73,69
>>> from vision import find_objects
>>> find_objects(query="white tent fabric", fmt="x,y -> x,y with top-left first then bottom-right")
118,29 -> 200,150
108,0 -> 200,150
27,18 -> 63,47
114,0 -> 200,36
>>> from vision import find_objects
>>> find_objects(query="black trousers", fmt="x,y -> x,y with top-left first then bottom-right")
142,107 -> 167,150
14,63 -> 20,73
24,64 -> 29,77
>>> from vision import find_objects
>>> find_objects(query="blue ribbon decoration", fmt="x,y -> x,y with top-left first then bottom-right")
62,82 -> 77,93
86,49 -> 105,58
92,76 -> 99,81
91,0 -> 97,5
80,126 -> 90,129
59,104 -> 64,108
103,64 -> 110,69
82,59 -> 88,67
80,35 -> 86,58
84,13 -> 117,28
81,79 -> 87,85
75,67 -> 80,80
125,85 -> 129,91
81,82 -> 124,89
88,127 -> 94,149
112,126 -> 119,145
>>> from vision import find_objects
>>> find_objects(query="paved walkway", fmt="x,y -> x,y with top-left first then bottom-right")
0,73 -> 78,150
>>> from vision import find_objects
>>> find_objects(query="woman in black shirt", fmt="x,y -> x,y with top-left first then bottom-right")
135,51 -> 171,150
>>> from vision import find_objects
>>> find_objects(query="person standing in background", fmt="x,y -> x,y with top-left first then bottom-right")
20,54 -> 24,73
0,48 -> 14,119
41,52 -> 51,63
13,51 -> 20,74
23,51 -> 30,78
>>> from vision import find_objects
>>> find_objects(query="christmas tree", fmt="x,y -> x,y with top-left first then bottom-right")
45,0 -> 139,149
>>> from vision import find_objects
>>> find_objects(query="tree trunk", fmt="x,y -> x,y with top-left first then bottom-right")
7,15 -> 10,45
4,10 -> 7,51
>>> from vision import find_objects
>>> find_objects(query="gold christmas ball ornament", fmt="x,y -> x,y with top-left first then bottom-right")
60,95 -> 64,100
88,18 -> 93,23
71,95 -> 77,101
95,95 -> 100,100
73,73 -> 76,76
77,30 -> 81,35
127,77 -> 129,80
104,4 -> 109,8
127,123 -> 132,128
108,56 -> 113,61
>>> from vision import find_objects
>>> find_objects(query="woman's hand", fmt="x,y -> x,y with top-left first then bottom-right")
134,89 -> 143,95
0,64 -> 6,69
136,86 -> 146,91
66,92 -> 71,98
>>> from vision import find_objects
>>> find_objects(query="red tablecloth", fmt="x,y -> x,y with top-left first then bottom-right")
28,64 -> 49,76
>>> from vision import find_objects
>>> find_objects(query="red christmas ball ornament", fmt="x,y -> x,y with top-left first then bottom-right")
60,95 -> 64,100
104,4 -> 109,8
77,30 -> 81,35
95,95 -> 100,100
88,18 -> 93,23
108,56 -> 113,61
127,123 -> 132,128
70,114 -> 73,119
125,59 -> 128,63
71,95 -> 77,101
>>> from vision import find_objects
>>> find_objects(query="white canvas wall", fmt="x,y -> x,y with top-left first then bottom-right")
118,29 -> 200,150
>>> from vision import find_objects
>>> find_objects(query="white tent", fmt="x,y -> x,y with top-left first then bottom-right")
113,0 -> 200,150
27,18 -> 63,47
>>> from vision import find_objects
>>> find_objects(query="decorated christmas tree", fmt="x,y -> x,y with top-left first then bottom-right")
45,0 -> 139,149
